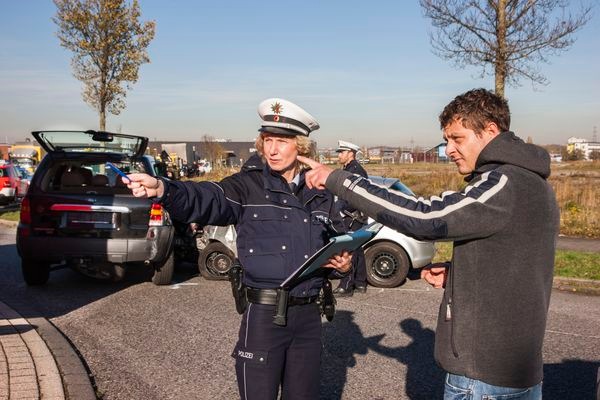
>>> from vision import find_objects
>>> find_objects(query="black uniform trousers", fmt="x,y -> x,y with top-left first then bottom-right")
232,302 -> 321,400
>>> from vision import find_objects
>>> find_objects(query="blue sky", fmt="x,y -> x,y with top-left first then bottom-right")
1,1 -> 599,149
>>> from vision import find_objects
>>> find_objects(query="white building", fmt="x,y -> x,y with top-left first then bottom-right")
567,137 -> 600,160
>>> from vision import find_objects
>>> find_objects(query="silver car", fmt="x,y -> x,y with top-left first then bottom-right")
360,176 -> 435,287
195,176 -> 435,288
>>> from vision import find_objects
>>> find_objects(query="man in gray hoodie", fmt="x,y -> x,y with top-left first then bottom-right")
299,88 -> 559,399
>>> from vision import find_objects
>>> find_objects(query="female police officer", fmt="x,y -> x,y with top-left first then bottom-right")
126,98 -> 351,400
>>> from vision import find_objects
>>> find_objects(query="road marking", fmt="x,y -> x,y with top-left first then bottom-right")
546,329 -> 600,340
169,282 -> 199,290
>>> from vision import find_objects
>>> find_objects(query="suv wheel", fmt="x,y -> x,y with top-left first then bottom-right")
365,242 -> 410,288
152,251 -> 175,285
22,260 -> 50,285
198,242 -> 234,280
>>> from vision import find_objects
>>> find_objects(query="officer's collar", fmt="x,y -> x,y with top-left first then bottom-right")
290,173 -> 300,187
241,153 -> 265,172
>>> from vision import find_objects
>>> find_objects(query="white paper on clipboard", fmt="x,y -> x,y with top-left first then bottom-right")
280,222 -> 383,288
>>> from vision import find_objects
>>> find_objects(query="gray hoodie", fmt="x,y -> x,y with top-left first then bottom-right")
325,131 -> 559,388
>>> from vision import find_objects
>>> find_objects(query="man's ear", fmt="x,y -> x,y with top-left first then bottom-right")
483,122 -> 500,138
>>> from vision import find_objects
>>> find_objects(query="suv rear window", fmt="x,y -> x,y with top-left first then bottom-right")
41,160 -> 149,195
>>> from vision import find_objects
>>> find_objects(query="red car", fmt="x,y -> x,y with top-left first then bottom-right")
0,163 -> 20,205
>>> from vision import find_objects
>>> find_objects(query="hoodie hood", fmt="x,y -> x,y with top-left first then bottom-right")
474,131 -> 551,179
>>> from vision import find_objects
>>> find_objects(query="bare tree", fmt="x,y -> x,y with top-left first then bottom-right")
53,0 -> 155,130
420,0 -> 592,97
201,135 -> 226,168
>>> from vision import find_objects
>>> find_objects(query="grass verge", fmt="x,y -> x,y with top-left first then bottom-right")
433,242 -> 600,280
0,210 -> 20,221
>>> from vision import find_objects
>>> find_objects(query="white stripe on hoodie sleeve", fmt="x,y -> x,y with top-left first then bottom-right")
325,169 -> 513,241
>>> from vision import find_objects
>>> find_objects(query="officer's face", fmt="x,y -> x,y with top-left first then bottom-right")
262,133 -> 298,173
337,150 -> 352,165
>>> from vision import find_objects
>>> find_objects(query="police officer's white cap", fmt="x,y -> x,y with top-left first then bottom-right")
336,140 -> 360,153
258,98 -> 320,137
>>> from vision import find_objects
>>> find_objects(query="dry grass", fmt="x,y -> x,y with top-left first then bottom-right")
186,161 -> 600,238
366,161 -> 600,238
550,162 -> 600,238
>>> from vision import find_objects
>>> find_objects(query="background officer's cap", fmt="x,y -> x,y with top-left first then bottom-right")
336,140 -> 361,153
258,98 -> 320,137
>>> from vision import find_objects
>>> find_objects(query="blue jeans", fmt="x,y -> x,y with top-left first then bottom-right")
444,373 -> 542,400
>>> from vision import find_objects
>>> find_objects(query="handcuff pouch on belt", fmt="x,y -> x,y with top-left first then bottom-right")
318,279 -> 336,322
228,260 -> 247,314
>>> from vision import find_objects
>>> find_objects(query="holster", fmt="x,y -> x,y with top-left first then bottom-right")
228,260 -> 247,314
272,288 -> 289,326
319,279 -> 336,322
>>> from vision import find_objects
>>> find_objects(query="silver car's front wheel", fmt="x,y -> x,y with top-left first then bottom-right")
198,242 -> 234,280
365,242 -> 410,288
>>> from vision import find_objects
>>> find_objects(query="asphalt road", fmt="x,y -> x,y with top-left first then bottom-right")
1,226 -> 599,400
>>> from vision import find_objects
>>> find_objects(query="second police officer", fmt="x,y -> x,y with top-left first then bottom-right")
125,98 -> 351,400
333,140 -> 369,296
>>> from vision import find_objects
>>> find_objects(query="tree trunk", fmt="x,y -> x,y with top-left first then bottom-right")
494,0 -> 507,98
99,109 -> 106,131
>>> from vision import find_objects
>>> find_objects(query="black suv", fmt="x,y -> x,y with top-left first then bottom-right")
16,130 -> 175,286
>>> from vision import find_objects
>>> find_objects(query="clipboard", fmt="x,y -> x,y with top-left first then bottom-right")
280,221 -> 383,288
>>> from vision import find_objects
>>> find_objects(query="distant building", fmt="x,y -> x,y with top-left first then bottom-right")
549,153 -> 563,163
412,143 -> 449,163
147,140 -> 257,167
317,143 -> 450,165
567,137 -> 600,160
366,146 -> 398,163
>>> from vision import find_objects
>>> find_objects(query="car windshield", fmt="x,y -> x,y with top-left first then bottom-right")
33,130 -> 146,157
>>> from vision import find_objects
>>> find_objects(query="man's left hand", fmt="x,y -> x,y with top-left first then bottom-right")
421,263 -> 449,289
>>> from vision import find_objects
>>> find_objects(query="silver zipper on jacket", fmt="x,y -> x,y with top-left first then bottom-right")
447,262 -> 459,358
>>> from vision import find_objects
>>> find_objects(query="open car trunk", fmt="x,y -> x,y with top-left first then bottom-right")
28,158 -> 153,239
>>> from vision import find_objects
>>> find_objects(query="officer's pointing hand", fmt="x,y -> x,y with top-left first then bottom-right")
297,156 -> 333,190
126,173 -> 164,198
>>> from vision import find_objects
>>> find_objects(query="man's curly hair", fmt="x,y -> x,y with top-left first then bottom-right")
439,88 -> 511,134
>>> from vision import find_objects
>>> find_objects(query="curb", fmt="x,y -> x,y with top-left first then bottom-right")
30,317 -> 97,400
552,276 -> 600,296
0,219 -> 18,228
0,300 -> 97,400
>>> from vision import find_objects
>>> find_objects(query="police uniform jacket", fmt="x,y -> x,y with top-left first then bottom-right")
344,159 -> 367,178
157,154 -> 343,297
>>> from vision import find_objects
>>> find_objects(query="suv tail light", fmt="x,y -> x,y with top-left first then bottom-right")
20,196 -> 31,225
149,203 -> 165,226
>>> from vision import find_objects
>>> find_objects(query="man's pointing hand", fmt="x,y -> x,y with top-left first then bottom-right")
297,156 -> 334,190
